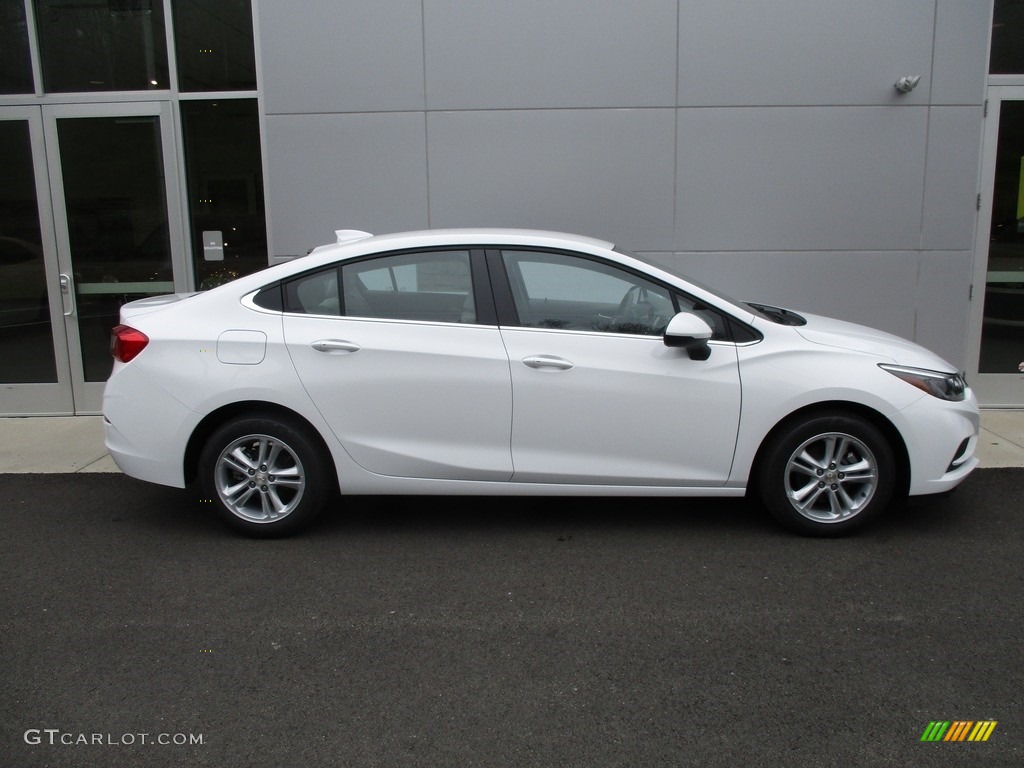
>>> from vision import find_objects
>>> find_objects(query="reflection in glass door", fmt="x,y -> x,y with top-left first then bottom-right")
44,102 -> 188,413
971,90 -> 1024,405
0,119 -> 55,383
0,108 -> 72,414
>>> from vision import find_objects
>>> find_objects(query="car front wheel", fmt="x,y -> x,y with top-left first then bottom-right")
758,413 -> 895,536
199,416 -> 329,537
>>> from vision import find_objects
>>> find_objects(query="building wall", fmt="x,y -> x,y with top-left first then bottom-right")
256,0 -> 991,368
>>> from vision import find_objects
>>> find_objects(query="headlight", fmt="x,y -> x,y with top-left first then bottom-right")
878,364 -> 967,401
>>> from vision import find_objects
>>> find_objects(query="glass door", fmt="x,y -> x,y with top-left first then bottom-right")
42,102 -> 189,414
969,88 -> 1024,405
0,107 -> 72,414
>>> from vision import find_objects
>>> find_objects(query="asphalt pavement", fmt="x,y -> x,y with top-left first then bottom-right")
1,468 -> 1022,767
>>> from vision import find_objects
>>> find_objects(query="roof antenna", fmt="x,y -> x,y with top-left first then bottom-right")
335,230 -> 373,244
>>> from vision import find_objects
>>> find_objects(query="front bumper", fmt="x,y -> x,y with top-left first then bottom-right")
896,390 -> 981,496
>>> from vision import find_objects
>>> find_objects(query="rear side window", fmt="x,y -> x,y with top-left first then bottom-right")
284,268 -> 340,316
252,284 -> 282,311
342,250 -> 476,323
280,251 -> 478,323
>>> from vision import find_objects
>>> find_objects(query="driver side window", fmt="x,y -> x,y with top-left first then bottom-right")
501,250 -> 674,335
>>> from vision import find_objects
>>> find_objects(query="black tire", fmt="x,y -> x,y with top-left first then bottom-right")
198,416 -> 330,537
757,413 -> 895,537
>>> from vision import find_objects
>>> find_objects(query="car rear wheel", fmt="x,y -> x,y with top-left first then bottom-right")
199,416 -> 329,537
758,413 -> 894,536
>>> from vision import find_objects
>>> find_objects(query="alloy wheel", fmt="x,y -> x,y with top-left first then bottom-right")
783,431 -> 879,523
213,433 -> 306,523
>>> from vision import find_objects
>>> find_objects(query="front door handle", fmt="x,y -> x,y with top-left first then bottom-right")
59,273 -> 75,317
522,355 -> 574,371
311,339 -> 361,353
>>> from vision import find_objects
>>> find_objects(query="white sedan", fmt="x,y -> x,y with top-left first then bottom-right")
103,229 -> 979,537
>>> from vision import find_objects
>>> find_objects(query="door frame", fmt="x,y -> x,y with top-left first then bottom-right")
967,85 -> 1024,406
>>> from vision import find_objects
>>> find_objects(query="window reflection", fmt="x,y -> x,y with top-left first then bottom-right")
502,250 -> 674,335
0,120 -> 58,383
33,0 -> 169,93
180,99 -> 267,289
56,116 -> 173,381
991,0 -> 1024,75
173,0 -> 256,91
0,1 -> 34,93
341,252 -> 475,322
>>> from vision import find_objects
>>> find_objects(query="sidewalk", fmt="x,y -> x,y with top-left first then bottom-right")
2,411 -> 1023,473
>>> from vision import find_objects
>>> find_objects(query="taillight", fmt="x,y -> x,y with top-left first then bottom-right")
110,325 -> 149,363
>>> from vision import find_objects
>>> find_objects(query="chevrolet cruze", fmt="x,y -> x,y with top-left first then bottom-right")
103,229 -> 979,537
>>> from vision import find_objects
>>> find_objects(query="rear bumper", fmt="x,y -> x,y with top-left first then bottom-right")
103,362 -> 196,488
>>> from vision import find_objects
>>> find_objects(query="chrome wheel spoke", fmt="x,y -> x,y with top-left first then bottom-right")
228,484 -> 259,509
835,485 -> 856,514
256,437 -> 272,468
271,469 -> 303,488
840,459 -> 874,480
796,484 -> 827,511
259,489 -> 275,519
224,447 -> 256,475
265,440 -> 284,471
223,477 -> 252,500
790,478 -> 822,504
789,452 -> 822,478
265,487 -> 288,516
826,435 -> 847,465
827,487 -> 845,517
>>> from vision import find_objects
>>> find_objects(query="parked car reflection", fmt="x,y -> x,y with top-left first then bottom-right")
0,236 -> 48,326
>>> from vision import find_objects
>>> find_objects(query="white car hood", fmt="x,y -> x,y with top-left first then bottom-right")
793,311 -> 957,372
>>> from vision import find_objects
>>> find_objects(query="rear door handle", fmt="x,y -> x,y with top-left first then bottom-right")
522,355 -> 574,371
311,339 -> 361,353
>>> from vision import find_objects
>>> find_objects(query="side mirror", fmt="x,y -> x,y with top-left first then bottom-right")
663,312 -> 713,360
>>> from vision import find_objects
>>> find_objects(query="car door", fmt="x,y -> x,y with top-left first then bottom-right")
282,249 -> 514,481
494,249 -> 742,486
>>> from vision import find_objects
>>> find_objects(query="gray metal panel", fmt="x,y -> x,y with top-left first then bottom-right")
676,106 -> 928,251
258,0 -> 425,114
423,0 -> 677,109
922,107 -> 984,251
677,0 -> 934,107
642,250 -> 919,343
931,0 -> 991,105
913,251 -> 973,368
426,109 -> 676,250
264,113 -> 428,257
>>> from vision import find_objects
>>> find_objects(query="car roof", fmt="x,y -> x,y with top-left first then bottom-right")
309,227 -> 616,256
214,228 -> 621,298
